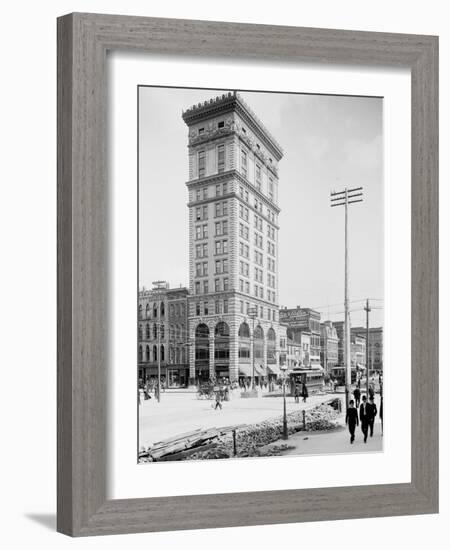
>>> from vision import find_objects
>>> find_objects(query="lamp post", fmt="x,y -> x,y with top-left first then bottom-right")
280,363 -> 288,440
248,306 -> 257,389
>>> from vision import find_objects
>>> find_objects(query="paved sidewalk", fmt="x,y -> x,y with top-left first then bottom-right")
139,391 -> 343,448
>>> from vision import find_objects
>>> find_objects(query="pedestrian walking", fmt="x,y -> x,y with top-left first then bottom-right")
359,395 -> 370,443
345,399 -> 359,443
301,381 -> 309,403
353,387 -> 361,408
214,391 -> 222,410
367,395 -> 378,437
368,384 -> 375,400
294,385 -> 300,403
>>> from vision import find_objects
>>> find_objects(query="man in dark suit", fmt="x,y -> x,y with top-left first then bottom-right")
367,395 -> 378,437
345,399 -> 359,444
353,387 -> 361,408
359,395 -> 370,443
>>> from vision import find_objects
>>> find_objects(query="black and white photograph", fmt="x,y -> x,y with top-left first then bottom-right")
137,86 -> 384,463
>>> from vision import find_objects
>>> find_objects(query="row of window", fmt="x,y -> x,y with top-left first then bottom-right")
238,301 -> 278,322
195,299 -> 229,316
139,344 -> 187,364
138,323 -> 165,340
197,143 -> 225,179
138,302 -> 165,320
194,182 -> 229,202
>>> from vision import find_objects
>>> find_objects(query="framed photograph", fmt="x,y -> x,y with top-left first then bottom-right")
57,13 -> 438,536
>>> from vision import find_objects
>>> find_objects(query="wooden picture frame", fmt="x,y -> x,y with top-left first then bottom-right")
57,12 -> 438,536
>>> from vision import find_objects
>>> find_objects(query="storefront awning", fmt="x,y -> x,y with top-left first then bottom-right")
239,364 -> 265,377
267,364 -> 282,375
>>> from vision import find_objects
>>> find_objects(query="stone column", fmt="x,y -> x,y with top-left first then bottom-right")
229,319 -> 239,382
189,330 -> 196,386
209,333 -> 215,380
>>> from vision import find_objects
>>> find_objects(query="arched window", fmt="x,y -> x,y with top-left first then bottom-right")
195,323 -> 210,363
215,322 -> 230,361
138,304 -> 143,319
238,322 -> 250,338
145,323 -> 150,339
267,327 -> 276,363
160,345 -> 165,362
153,303 -> 157,318
153,323 -> 157,339
145,345 -> 150,361
160,324 -> 165,339
238,322 -> 250,360
145,303 -> 150,318
138,345 -> 143,362
153,345 -> 157,362
254,325 -> 264,360
138,324 -> 142,340
160,302 -> 165,317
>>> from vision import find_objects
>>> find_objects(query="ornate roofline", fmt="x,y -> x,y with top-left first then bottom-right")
182,91 -> 283,161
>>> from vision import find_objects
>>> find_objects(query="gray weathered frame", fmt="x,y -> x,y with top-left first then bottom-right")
57,12 -> 438,537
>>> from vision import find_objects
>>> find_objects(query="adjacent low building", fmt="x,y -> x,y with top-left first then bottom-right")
138,284 -> 189,387
279,306 -> 321,367
320,320 -> 339,374
353,326 -> 383,373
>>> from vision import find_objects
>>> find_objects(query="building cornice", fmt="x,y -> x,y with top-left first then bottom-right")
182,91 -> 283,161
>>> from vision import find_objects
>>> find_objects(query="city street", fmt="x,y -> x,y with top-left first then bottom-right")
139,390 -> 344,448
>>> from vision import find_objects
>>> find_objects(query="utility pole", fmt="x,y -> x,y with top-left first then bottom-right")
152,280 -> 167,403
331,187 -> 363,412
365,298 -> 371,397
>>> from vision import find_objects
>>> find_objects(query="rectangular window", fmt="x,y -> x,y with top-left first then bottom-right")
218,144 -> 225,173
196,263 -> 202,276
196,207 -> 201,221
202,205 -> 208,220
203,262 -> 208,276
202,243 -> 208,257
223,299 -> 228,314
256,164 -> 261,189
223,240 -> 228,254
196,302 -> 201,316
204,301 -> 209,315
241,149 -> 247,178
240,301 -> 244,313
198,150 -> 205,178
223,220 -> 228,235
216,184 -> 221,196
215,300 -> 220,314
222,182 -> 227,194
215,278 -> 220,292
215,222 -> 221,236
239,279 -> 244,291
215,202 -> 221,217
203,187 -> 208,199
245,281 -> 250,294
223,259 -> 228,273
195,282 -> 200,294
218,121 -> 224,128
196,226 -> 201,239
196,189 -> 201,201
202,224 -> 208,238
195,244 -> 201,258
215,259 -> 222,274
269,177 -> 274,201
215,240 -> 222,255
223,201 -> 228,216
203,280 -> 209,294
223,277 -> 229,291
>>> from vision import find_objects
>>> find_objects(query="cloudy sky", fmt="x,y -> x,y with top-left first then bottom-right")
139,87 -> 383,327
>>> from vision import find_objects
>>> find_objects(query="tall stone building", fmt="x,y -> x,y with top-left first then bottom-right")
354,326 -> 383,373
182,91 -> 283,383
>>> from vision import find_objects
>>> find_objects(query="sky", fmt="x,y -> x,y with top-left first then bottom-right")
139,87 -> 384,327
